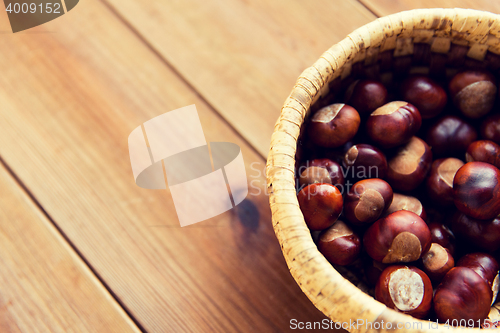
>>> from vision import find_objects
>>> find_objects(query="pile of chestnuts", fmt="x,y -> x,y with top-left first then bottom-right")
296,69 -> 500,327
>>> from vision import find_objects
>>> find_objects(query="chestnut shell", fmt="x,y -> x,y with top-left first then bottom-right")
453,162 -> 500,220
434,267 -> 492,324
297,183 -> 343,231
375,265 -> 433,319
363,210 -> 431,264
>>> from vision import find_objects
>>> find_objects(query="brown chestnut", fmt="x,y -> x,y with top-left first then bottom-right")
466,140 -> 500,169
428,222 -> 456,256
457,253 -> 499,304
400,75 -> 447,119
426,115 -> 478,157
366,101 -> 422,148
375,265 -> 433,319
421,243 -> 454,283
449,70 -> 497,119
298,166 -> 330,188
298,159 -> 345,189
386,136 -> 432,191
385,193 -> 427,220
434,267 -> 493,324
308,103 -> 360,148
481,114 -> 500,144
453,162 -> 500,220
297,183 -> 343,231
344,79 -> 388,115
426,158 -> 464,207
343,144 -> 387,180
317,220 -> 361,266
344,179 -> 393,226
363,210 -> 431,264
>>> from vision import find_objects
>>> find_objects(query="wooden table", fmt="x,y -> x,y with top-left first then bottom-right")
0,1 -> 498,332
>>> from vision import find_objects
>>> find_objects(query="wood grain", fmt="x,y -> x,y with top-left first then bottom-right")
0,0 -> 330,331
0,161 -> 140,333
100,0 -> 377,156
361,0 -> 500,17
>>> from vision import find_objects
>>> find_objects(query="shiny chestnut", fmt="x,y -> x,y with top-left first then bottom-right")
344,79 -> 388,115
449,70 -> 497,119
481,114 -> 500,144
344,179 -> 393,226
421,243 -> 454,283
366,101 -> 422,149
375,265 -> 433,319
457,253 -> 499,304
426,115 -> 477,157
308,103 -> 360,148
428,222 -> 456,256
297,183 -> 343,231
386,136 -> 432,191
453,162 -> 500,220
434,267 -> 493,324
298,159 -> 344,189
363,210 -> 431,264
385,193 -> 427,220
317,220 -> 361,266
450,212 -> 500,252
426,158 -> 464,207
343,144 -> 387,180
400,75 -> 447,119
466,140 -> 500,169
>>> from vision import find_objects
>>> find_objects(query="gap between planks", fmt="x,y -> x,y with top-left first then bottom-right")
0,155 -> 147,333
99,0 -> 267,163
357,0 -> 383,18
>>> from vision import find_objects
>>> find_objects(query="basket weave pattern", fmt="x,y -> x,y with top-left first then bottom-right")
266,8 -> 500,333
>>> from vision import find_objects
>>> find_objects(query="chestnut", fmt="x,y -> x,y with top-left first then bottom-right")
317,220 -> 361,266
449,70 -> 497,119
298,166 -> 330,188
344,179 -> 393,226
297,183 -> 343,231
386,136 -> 432,191
434,267 -> 493,324
453,162 -> 500,220
298,159 -> 345,189
366,101 -> 422,148
425,115 -> 477,157
308,103 -> 360,148
481,114 -> 500,144
400,75 -> 447,119
421,243 -> 454,283
428,222 -> 456,256
426,158 -> 464,207
457,253 -> 499,304
344,79 -> 388,115
450,212 -> 500,253
466,140 -> 500,169
363,210 -> 431,264
343,144 -> 387,180
385,193 -> 427,220
375,265 -> 433,319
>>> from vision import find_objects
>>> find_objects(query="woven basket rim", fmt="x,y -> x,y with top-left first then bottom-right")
266,7 -> 500,333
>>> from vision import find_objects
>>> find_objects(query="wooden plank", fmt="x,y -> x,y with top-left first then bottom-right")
101,0 -> 377,156
0,0 -> 330,331
361,0 -> 500,17
0,162 -> 140,332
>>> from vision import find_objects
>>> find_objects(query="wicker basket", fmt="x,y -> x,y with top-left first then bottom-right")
266,8 -> 500,333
